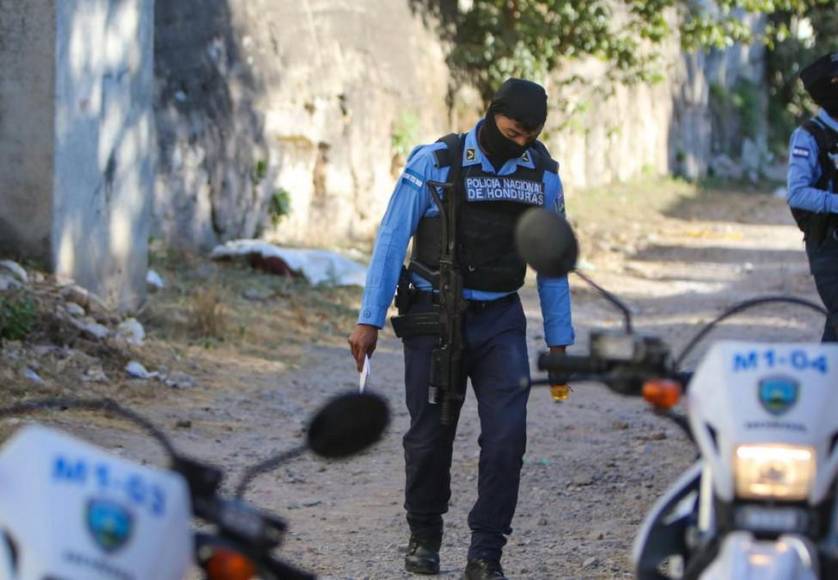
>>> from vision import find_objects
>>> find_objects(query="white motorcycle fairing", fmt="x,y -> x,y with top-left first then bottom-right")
632,341 -> 838,579
700,532 -> 819,580
632,461 -> 701,577
0,425 -> 193,580
687,341 -> 838,504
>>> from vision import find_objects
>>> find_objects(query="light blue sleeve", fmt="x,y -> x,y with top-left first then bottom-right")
537,170 -> 575,346
786,128 -> 838,213
357,148 -> 437,328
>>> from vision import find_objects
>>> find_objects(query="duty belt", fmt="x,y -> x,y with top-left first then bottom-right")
390,293 -> 517,338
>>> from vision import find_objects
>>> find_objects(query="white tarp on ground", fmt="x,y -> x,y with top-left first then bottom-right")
210,240 -> 367,287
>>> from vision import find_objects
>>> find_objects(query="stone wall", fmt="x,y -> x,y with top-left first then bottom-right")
154,1 -> 769,249
153,0 -> 452,250
0,0 -> 155,311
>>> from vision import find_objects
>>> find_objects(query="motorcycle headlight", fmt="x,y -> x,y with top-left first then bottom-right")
734,444 -> 816,501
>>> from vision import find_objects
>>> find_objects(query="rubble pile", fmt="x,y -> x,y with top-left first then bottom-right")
0,261 -> 195,398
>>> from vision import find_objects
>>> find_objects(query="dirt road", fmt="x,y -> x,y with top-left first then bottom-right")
141,187 -> 820,579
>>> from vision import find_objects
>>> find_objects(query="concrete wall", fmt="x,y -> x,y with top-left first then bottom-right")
0,0 -> 56,264
0,0 -> 154,311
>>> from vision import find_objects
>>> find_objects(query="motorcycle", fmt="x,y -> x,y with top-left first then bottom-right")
515,208 -> 838,579
0,391 -> 389,579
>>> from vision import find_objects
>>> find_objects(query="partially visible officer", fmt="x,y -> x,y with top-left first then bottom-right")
348,79 -> 574,579
787,52 -> 838,341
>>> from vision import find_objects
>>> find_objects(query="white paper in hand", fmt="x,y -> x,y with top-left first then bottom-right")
359,354 -> 371,393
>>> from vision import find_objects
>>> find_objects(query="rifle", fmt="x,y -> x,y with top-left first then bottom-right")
423,179 -> 466,426
389,134 -> 467,426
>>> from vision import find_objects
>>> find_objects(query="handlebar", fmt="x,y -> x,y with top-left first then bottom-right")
536,332 -> 676,397
537,352 -> 610,375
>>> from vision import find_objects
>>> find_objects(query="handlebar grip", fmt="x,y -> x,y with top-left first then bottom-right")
537,352 -> 606,374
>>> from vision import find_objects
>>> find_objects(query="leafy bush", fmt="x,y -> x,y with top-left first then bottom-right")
765,6 -> 838,154
410,0 -> 833,105
0,290 -> 36,341
269,189 -> 292,225
251,159 -> 269,185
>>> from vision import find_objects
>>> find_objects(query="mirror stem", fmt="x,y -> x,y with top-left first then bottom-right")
234,445 -> 307,500
574,270 -> 633,334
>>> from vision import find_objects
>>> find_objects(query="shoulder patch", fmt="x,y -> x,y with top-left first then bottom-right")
792,147 -> 811,159
401,168 -> 424,191
465,148 -> 476,162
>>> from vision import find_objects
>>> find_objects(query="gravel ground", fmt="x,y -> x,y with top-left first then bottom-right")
163,190 -> 821,579
16,189 -> 823,579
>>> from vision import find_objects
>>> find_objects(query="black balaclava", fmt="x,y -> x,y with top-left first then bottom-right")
479,78 -> 548,170
801,52 -> 838,119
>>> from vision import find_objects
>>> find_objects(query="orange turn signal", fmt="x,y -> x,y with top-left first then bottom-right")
205,548 -> 257,580
642,379 -> 682,410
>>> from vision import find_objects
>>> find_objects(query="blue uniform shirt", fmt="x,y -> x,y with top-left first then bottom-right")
358,120 -> 575,347
787,109 -> 838,213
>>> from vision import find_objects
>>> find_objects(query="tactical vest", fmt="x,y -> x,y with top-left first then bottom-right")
410,133 -> 558,292
790,118 -> 838,234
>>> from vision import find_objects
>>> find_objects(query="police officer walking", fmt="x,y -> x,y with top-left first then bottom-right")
348,79 -> 573,579
787,52 -> 838,341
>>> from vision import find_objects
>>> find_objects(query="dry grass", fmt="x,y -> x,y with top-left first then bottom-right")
142,253 -> 362,366
0,248 -> 364,444
189,286 -> 227,339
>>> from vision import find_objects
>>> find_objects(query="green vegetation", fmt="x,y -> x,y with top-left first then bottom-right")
765,5 -> 838,153
391,111 -> 421,159
251,159 -> 269,185
413,0 -> 834,104
709,79 -> 763,155
268,188 -> 292,225
0,290 -> 36,341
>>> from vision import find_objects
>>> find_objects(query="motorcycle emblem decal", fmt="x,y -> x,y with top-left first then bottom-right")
86,499 -> 134,553
758,376 -> 799,416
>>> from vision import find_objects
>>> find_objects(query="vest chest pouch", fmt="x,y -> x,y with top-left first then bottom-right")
411,144 -> 551,293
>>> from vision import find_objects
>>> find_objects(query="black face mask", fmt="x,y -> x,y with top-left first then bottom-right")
802,53 -> 838,119
478,78 -> 548,169
480,113 -> 529,166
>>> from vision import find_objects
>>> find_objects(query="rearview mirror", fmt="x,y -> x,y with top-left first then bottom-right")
515,208 -> 578,277
307,392 -> 390,459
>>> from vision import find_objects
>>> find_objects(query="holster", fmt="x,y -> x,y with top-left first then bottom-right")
391,310 -> 441,338
394,266 -> 415,315
391,266 -> 443,338
808,214 -> 832,245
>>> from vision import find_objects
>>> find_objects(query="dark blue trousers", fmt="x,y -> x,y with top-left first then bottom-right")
401,294 -> 531,562
807,233 -> 838,342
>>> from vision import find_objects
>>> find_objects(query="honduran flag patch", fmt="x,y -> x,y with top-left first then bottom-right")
792,147 -> 810,158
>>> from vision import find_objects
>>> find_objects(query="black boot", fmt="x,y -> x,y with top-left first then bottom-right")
404,535 -> 441,575
463,559 -> 507,580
